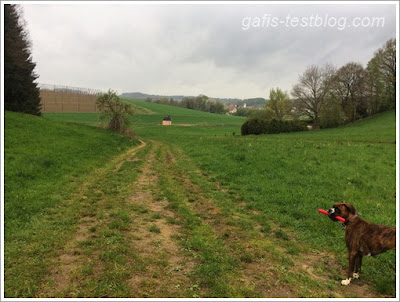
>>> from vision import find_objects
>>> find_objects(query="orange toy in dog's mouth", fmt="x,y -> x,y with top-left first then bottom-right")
318,208 -> 346,222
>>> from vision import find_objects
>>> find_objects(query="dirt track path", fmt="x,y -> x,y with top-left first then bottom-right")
37,140 -> 385,298
125,141 -> 196,297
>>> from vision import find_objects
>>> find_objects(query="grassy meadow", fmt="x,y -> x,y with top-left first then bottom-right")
129,102 -> 397,294
4,111 -> 140,296
3,102 -> 397,298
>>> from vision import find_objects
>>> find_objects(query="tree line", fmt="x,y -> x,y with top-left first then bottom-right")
145,95 -> 227,114
260,38 -> 396,129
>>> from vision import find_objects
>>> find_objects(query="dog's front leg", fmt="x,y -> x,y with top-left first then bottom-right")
342,251 -> 357,286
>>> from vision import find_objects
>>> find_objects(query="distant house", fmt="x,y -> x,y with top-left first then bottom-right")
228,105 -> 237,114
162,115 -> 172,126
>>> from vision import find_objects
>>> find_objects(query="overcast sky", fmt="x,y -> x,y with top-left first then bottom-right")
20,2 -> 396,99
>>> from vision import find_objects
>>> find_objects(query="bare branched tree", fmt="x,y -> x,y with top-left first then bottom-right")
332,62 -> 367,121
374,38 -> 396,109
291,64 -> 336,129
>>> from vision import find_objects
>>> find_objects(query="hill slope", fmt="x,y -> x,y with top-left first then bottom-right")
4,111 -> 140,296
127,99 -> 246,124
125,99 -> 246,139
4,111 -> 138,225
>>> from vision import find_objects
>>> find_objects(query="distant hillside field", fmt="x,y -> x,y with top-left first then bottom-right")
127,99 -> 246,124
127,99 -> 246,135
44,99 -> 247,138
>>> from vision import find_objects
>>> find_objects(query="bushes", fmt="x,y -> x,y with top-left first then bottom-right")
241,118 -> 308,136
96,90 -> 135,137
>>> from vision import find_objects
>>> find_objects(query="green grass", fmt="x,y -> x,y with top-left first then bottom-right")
127,104 -> 396,295
43,100 -> 245,140
153,147 -> 248,297
149,224 -> 161,234
4,111 -> 138,226
164,110 -> 396,294
4,111 -> 140,297
6,104 -> 397,297
122,99 -> 245,139
42,112 -> 102,125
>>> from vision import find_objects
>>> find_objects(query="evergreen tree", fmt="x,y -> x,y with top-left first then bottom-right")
4,4 -> 41,115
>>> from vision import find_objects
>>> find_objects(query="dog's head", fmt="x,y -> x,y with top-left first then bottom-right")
328,202 -> 356,222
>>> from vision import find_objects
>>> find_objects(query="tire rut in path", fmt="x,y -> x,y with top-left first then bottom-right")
37,141 -> 148,297
126,142 -> 195,297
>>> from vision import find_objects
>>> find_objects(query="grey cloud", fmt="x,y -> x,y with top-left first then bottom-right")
21,3 -> 396,99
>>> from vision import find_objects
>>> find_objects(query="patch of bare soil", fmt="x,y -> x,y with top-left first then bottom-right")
38,211 -> 103,297
175,123 -> 209,127
294,250 -> 386,298
135,106 -> 155,115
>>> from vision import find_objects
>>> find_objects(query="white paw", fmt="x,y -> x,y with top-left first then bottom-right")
353,272 -> 360,279
341,278 -> 351,286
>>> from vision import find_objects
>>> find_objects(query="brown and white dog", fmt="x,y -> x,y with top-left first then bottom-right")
328,202 -> 396,286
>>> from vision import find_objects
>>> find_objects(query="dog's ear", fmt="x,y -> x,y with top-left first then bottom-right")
344,203 -> 356,215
